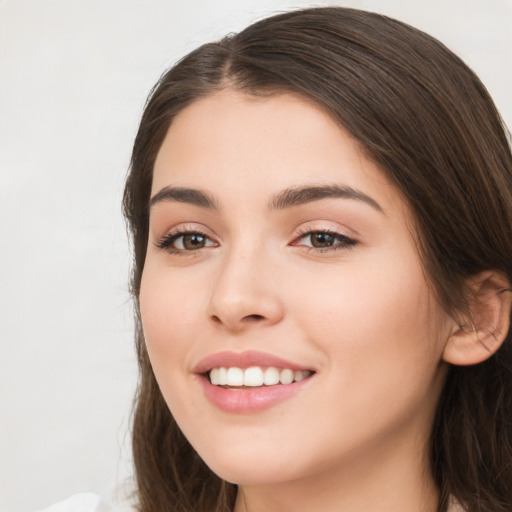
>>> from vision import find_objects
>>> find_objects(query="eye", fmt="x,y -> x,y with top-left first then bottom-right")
156,230 -> 217,253
293,230 -> 357,251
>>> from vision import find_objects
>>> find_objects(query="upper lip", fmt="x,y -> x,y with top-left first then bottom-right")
194,350 -> 313,374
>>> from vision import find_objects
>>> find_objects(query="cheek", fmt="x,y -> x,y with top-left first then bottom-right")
290,251 -> 447,390
282,259 -> 448,463
139,267 -> 207,424
139,268 -> 197,372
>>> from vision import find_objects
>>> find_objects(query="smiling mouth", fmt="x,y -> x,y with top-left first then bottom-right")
207,366 -> 314,387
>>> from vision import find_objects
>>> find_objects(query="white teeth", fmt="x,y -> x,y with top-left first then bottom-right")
219,367 -> 228,385
226,367 -> 244,386
294,370 -> 307,382
244,366 -> 264,387
208,366 -> 312,387
279,368 -> 294,385
263,367 -> 280,385
210,368 -> 220,385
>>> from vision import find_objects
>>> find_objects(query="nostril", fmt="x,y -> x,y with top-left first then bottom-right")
209,313 -> 266,328
242,314 -> 265,322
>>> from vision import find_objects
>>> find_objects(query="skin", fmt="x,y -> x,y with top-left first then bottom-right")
140,90 -> 457,512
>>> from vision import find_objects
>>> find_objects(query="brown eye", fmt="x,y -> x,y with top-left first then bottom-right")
181,233 -> 208,250
309,232 -> 335,248
295,230 -> 358,251
156,231 -> 217,253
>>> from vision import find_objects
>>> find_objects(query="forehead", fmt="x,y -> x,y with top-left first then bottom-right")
152,89 -> 404,216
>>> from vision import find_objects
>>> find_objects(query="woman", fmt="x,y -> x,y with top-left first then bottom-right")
44,6 -> 512,512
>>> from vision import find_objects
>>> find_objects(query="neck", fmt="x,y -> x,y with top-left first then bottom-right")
233,431 -> 439,512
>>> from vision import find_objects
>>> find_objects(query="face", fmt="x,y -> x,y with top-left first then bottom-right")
140,90 -> 452,487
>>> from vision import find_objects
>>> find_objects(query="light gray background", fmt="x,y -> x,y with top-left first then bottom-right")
1,0 -> 510,510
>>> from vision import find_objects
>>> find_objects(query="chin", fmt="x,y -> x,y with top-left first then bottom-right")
193,438 -> 304,486
207,459 -> 295,486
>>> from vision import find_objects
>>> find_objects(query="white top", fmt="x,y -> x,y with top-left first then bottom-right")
38,494 -> 107,512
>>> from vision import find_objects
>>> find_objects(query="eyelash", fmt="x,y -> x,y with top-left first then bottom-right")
155,228 -> 358,255
155,228 -> 216,255
293,228 -> 358,253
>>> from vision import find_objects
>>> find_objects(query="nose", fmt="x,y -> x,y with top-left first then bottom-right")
207,246 -> 284,332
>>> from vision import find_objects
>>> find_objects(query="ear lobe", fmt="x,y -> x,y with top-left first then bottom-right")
443,271 -> 512,366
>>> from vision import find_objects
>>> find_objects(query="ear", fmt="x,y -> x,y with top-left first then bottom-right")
443,271 -> 512,366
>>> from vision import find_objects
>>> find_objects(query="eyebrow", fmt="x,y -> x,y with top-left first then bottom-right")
149,184 -> 383,213
150,186 -> 218,209
270,185 -> 383,212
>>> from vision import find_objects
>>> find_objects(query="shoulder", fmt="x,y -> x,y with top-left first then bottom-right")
37,493 -> 124,512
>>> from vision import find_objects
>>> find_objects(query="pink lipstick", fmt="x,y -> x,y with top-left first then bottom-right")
194,350 -> 315,413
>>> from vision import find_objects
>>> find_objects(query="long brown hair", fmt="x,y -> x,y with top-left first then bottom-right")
123,7 -> 512,512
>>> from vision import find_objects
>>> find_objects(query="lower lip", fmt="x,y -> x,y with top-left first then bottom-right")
199,375 -> 313,413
